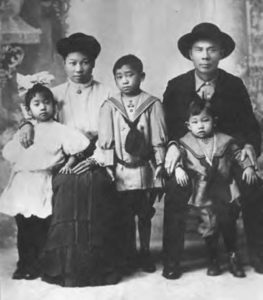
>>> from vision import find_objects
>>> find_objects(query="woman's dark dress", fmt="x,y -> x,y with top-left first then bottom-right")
41,167 -> 122,287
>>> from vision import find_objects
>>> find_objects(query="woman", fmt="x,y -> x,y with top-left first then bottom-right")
19,33 -> 122,287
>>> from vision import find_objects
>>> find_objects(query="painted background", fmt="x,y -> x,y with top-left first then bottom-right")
0,0 -> 262,247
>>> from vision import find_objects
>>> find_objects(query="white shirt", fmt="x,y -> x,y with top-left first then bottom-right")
52,78 -> 111,136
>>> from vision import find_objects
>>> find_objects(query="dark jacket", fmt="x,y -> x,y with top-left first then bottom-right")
163,69 -> 261,156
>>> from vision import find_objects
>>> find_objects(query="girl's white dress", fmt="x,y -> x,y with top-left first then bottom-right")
0,120 -> 89,218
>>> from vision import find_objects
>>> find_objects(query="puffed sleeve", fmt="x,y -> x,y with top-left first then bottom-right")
2,131 -> 23,164
98,100 -> 115,166
149,100 -> 168,165
61,126 -> 90,156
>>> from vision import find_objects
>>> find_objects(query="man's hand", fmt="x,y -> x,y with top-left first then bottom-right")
240,144 -> 258,170
164,144 -> 181,176
19,123 -> 34,148
242,166 -> 258,185
175,166 -> 189,187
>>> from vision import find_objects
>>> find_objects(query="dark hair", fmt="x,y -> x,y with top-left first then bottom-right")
25,83 -> 55,110
187,94 -> 215,120
56,33 -> 101,61
113,54 -> 143,75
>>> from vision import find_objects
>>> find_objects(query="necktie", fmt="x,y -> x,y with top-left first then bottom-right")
197,82 -> 215,100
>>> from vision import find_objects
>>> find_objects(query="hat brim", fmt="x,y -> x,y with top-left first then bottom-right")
178,31 -> 235,60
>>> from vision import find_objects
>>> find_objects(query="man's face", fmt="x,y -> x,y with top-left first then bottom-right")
189,40 -> 223,78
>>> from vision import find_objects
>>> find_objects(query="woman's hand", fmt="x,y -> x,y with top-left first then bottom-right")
242,166 -> 258,185
71,158 -> 97,174
175,166 -> 189,187
164,144 -> 181,176
19,123 -> 34,148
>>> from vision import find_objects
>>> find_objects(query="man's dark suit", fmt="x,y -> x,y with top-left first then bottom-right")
162,68 -> 263,272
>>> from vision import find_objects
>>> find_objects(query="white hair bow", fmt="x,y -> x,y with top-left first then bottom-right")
17,71 -> 55,97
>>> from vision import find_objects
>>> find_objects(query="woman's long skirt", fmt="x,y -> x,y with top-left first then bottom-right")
40,167 -> 123,287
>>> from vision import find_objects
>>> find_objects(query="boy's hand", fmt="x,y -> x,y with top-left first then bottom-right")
175,166 -> 189,187
154,165 -> 165,180
106,166 -> 115,182
19,123 -> 34,148
242,166 -> 258,185
59,165 -> 72,174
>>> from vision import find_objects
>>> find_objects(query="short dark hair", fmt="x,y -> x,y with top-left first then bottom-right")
25,83 -> 55,110
187,94 -> 215,120
113,54 -> 143,75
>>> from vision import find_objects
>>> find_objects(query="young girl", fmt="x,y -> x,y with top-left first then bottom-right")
174,95 -> 258,278
0,83 -> 89,280
99,54 -> 167,274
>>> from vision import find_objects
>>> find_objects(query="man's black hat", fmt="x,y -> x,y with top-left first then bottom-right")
178,23 -> 235,60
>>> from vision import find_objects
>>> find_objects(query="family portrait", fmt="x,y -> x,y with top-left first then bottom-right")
0,0 -> 263,299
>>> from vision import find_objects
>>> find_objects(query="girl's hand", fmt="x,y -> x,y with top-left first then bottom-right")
165,144 -> 181,176
19,123 -> 34,148
71,158 -> 97,174
175,166 -> 189,187
59,165 -> 72,174
242,166 -> 258,185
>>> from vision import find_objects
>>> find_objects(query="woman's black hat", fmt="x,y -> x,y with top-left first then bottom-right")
56,32 -> 101,60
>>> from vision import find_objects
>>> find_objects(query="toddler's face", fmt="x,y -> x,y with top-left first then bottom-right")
187,110 -> 214,138
114,64 -> 144,96
29,92 -> 54,122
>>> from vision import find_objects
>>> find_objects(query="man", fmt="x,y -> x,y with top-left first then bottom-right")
162,22 -> 263,279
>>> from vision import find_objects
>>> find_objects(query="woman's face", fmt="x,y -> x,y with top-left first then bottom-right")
64,52 -> 95,84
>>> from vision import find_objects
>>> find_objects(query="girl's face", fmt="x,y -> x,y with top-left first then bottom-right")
29,92 -> 54,122
114,64 -> 144,96
187,109 -> 214,138
64,52 -> 94,84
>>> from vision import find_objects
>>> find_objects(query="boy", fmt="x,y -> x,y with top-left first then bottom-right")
99,54 -> 167,274
174,96 -> 257,277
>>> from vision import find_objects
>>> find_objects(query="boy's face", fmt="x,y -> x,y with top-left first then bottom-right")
29,92 -> 54,122
189,40 -> 223,79
114,64 -> 144,96
64,52 -> 94,84
187,109 -> 214,138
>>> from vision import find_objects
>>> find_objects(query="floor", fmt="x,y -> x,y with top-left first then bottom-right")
1,225 -> 263,300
